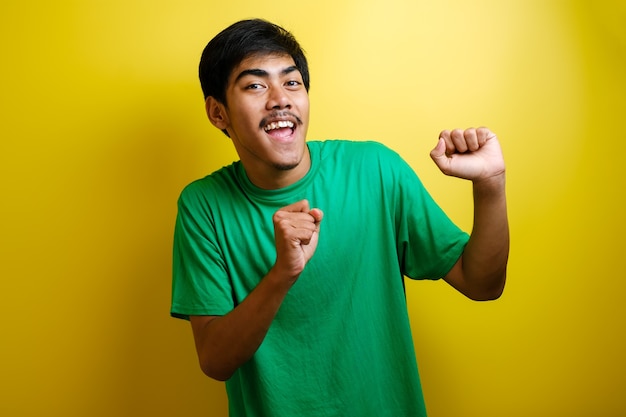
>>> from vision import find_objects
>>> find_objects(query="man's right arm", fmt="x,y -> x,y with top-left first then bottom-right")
190,267 -> 294,381
190,200 -> 323,381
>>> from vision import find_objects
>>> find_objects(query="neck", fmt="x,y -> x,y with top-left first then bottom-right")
245,147 -> 311,190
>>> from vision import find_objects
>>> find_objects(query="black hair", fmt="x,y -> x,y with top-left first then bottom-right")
199,19 -> 310,104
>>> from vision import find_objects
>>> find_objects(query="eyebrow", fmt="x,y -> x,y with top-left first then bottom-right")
234,66 -> 300,83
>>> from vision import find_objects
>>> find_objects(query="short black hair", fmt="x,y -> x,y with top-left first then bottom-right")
199,19 -> 310,104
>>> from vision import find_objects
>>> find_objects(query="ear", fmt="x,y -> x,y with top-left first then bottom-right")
205,96 -> 229,130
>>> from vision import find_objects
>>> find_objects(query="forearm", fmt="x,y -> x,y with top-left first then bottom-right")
191,267 -> 294,381
192,201 -> 323,381
461,173 -> 509,299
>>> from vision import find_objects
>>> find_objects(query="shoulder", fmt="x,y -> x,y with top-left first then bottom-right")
178,162 -> 240,207
312,139 -> 395,152
312,139 -> 403,164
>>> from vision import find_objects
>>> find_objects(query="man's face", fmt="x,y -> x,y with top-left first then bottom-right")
209,53 -> 310,189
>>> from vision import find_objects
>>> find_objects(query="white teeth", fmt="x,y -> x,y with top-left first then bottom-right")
264,120 -> 295,132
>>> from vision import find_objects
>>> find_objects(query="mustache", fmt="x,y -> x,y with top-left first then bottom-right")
259,111 -> 303,129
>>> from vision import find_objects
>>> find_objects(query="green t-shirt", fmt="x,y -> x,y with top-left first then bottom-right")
171,140 -> 469,417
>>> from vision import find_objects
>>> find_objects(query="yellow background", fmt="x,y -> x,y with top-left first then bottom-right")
1,1 -> 624,416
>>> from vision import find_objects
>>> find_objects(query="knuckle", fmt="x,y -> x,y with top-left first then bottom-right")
464,128 -> 476,138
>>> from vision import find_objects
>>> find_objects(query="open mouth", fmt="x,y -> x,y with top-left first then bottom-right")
263,120 -> 296,139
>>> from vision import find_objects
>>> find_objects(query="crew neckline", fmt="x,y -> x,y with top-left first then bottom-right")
235,142 -> 321,203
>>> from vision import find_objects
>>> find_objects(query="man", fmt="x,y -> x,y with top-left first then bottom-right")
171,18 -> 508,417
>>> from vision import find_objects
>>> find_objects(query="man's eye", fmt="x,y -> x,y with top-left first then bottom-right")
246,83 -> 264,90
286,80 -> 301,87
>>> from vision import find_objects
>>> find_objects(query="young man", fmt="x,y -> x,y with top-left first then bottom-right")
171,18 -> 509,417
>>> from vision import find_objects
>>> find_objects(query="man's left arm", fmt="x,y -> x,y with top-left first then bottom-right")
430,127 -> 509,301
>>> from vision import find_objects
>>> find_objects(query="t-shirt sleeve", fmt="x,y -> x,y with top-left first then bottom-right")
170,183 -> 235,320
387,149 -> 470,280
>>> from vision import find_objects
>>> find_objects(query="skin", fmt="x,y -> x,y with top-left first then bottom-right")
432,128 -> 509,300
191,53 -> 509,381
206,53 -> 311,190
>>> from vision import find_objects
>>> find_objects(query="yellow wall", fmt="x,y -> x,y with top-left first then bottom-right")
1,1 -> 624,416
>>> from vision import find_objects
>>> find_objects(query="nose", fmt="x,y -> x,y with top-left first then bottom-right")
266,85 -> 291,110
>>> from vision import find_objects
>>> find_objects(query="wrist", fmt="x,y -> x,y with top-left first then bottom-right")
472,171 -> 506,194
266,264 -> 301,289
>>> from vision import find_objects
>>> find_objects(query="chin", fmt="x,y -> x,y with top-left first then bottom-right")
272,161 -> 300,171
272,153 -> 303,171
272,145 -> 306,171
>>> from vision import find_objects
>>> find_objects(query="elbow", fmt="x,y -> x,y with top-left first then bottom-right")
469,286 -> 504,301
199,359 -> 235,382
466,273 -> 507,301
208,372 -> 233,382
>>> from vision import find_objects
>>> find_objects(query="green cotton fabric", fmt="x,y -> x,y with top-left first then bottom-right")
171,140 -> 469,417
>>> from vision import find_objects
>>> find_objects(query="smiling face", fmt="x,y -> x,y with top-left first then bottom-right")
206,53 -> 311,190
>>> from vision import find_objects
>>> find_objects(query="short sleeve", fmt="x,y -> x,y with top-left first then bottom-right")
170,183 -> 235,320
389,151 -> 470,280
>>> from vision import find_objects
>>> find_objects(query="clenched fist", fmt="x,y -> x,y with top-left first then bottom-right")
272,199 -> 323,282
430,127 -> 505,183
